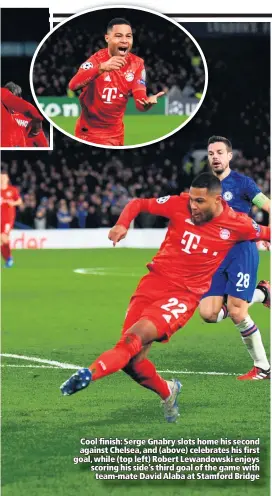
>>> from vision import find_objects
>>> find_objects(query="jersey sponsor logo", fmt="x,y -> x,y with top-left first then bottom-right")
156,195 -> 170,204
15,118 -> 28,127
80,61 -> 93,70
124,71 -> 134,82
101,87 -> 118,104
219,228 -> 230,240
223,191 -> 233,201
252,219 -> 261,232
104,75 -> 111,81
181,231 -> 201,254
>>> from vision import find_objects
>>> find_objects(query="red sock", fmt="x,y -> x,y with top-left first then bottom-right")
1,243 -> 11,261
89,333 -> 142,381
124,358 -> 171,400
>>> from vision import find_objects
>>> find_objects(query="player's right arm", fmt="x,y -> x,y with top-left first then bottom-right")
1,88 -> 43,120
69,56 -> 126,91
108,196 -> 178,245
233,213 -> 270,242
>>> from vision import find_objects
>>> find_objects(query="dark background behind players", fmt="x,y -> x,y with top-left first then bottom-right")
33,8 -> 205,98
1,8 -> 50,140
1,22 -> 269,229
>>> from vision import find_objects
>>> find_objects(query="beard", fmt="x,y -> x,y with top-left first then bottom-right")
188,202 -> 214,225
213,168 -> 225,176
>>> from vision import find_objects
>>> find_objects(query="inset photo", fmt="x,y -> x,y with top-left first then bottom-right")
1,8 -> 51,149
31,6 -> 207,148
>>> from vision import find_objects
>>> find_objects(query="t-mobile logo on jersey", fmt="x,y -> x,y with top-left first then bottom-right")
181,230 -> 218,256
181,231 -> 201,254
102,87 -> 123,104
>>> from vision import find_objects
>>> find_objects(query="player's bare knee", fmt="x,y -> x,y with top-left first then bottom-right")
227,304 -> 247,324
1,234 -> 9,244
199,297 -> 223,323
199,306 -> 219,323
227,298 -> 248,324
200,311 -> 218,323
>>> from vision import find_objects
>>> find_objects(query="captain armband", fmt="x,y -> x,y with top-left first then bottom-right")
252,192 -> 270,209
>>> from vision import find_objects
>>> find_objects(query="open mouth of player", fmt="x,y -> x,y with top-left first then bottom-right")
117,47 -> 129,56
192,212 -> 202,222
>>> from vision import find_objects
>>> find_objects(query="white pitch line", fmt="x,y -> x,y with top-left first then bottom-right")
157,370 -> 237,376
0,364 -> 66,369
0,353 -> 80,369
0,354 -> 237,376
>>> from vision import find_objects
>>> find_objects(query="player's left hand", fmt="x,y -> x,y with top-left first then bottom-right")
5,200 -> 15,207
263,241 -> 270,250
28,119 -> 42,137
136,92 -> 165,110
108,225 -> 128,246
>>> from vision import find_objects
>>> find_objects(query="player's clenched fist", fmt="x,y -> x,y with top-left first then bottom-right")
108,224 -> 128,246
99,56 -> 127,73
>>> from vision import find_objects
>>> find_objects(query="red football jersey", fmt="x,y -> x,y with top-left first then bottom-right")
1,101 -> 26,147
69,48 -> 147,141
116,194 -> 270,296
1,185 -> 20,224
1,88 -> 43,148
13,112 -> 49,147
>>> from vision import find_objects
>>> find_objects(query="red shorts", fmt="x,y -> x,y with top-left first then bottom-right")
75,131 -> 124,147
75,120 -> 124,146
1,220 -> 13,235
122,272 -> 200,342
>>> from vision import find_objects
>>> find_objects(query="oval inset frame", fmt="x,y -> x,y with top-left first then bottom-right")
30,5 -> 208,150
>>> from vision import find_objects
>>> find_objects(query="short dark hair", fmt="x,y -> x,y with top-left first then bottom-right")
207,135 -> 232,151
5,81 -> 22,97
107,18 -> 131,32
191,173 -> 222,194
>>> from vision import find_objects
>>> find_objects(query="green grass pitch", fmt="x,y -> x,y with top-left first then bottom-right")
52,115 -> 188,145
2,249 -> 270,496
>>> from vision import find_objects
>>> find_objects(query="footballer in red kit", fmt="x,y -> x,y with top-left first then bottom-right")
13,112 -> 49,147
1,83 -> 43,148
1,171 -> 22,267
61,173 -> 270,422
69,18 -> 164,146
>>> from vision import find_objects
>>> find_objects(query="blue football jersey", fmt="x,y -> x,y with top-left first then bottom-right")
221,170 -> 261,214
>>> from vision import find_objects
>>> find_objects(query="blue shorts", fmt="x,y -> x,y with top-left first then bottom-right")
202,241 -> 259,302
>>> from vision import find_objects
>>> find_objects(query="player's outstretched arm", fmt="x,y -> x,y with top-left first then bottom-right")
134,91 -> 165,112
69,57 -> 126,91
108,225 -> 128,246
108,196 -> 178,247
1,88 -> 43,120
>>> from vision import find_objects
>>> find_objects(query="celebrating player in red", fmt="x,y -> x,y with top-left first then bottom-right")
69,18 -> 164,146
60,173 -> 270,422
1,171 -> 22,268
1,82 -> 48,148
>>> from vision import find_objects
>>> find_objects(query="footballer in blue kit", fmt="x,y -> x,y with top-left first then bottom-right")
199,136 -> 270,380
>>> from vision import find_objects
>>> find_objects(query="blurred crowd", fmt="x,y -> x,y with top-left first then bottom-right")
3,24 -> 270,229
33,14 -> 204,97
2,133 -> 270,229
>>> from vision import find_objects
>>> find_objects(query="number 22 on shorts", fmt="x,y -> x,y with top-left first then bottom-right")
161,298 -> 188,323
